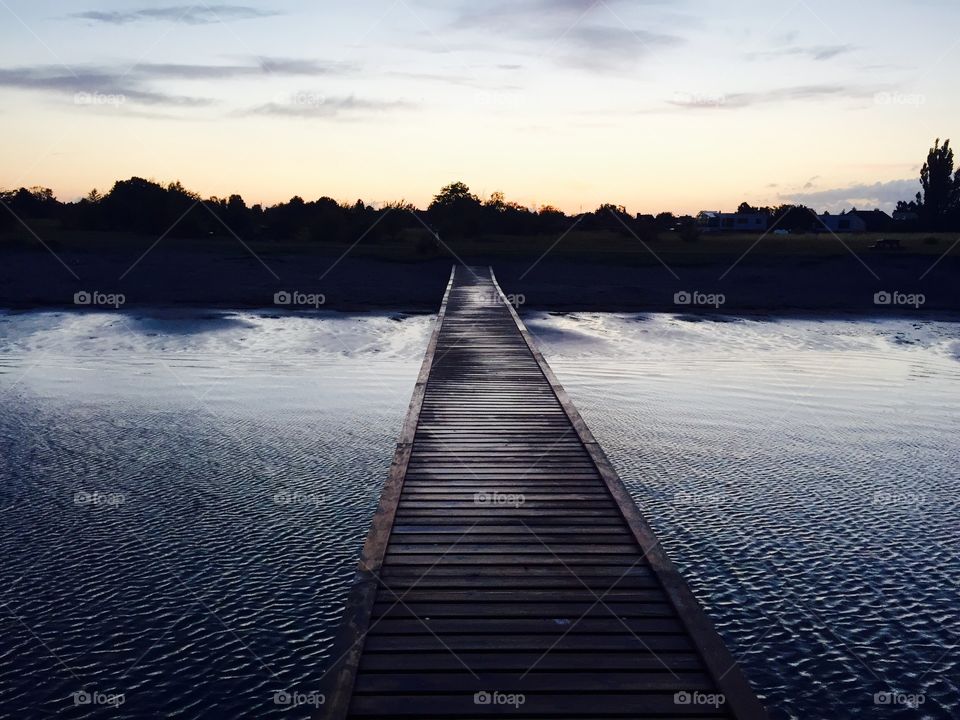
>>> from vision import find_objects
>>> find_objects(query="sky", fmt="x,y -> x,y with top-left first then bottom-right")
0,0 -> 958,215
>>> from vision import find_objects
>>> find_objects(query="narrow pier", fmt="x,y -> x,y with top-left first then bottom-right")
323,266 -> 767,719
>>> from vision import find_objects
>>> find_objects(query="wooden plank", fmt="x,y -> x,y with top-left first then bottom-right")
321,268 -> 457,716
320,265 -> 767,720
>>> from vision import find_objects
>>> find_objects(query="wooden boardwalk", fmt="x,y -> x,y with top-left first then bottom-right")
322,266 -> 768,719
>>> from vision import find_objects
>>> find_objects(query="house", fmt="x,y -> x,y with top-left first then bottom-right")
819,208 -> 892,233
818,211 -> 867,233
848,209 -> 893,232
697,211 -> 769,232
893,209 -> 920,230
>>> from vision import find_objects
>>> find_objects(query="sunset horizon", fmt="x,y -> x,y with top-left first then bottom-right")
2,1 -> 956,215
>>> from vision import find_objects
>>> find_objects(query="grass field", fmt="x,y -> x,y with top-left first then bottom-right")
2,225 -> 957,267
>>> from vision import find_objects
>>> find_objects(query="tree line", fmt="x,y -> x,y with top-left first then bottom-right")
2,138 -> 958,242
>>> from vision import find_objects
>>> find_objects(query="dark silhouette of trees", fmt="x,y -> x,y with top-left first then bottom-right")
677,216 -> 701,242
7,166 -> 956,247
655,212 -> 677,232
2,187 -> 59,220
428,182 -> 482,236
918,138 -> 960,230
772,204 -> 817,233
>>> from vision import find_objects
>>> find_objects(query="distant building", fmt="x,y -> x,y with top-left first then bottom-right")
818,211 -> 867,233
892,209 -> 920,230
818,209 -> 892,233
697,211 -> 769,232
848,209 -> 893,232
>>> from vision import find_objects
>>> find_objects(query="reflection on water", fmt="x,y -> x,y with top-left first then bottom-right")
1,310 -> 957,719
0,310 -> 431,719
527,312 -> 960,720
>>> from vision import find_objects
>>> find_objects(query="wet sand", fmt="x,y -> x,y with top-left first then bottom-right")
1,242 -> 956,312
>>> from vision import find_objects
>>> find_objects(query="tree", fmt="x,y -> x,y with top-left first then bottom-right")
654,212 -> 676,232
677,216 -> 701,243
918,138 -> 960,230
772,204 -> 816,233
428,181 -> 482,236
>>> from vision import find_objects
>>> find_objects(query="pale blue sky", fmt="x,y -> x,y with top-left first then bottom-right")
1,0 -> 958,213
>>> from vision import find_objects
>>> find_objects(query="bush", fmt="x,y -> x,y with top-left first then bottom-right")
677,218 -> 701,243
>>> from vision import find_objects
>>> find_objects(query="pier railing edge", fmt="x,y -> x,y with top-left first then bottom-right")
488,266 -> 770,720
319,266 -> 457,720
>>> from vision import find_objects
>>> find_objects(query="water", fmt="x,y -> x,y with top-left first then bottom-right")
0,310 -> 431,719
527,312 -> 960,720
1,309 -> 957,718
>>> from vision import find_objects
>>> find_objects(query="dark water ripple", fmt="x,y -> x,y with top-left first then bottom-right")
2,311 -> 958,719
0,312 -> 426,719
529,314 -> 960,720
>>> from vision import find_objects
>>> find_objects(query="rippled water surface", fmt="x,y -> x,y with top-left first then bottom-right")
527,312 -> 960,720
1,309 -> 958,719
0,310 -> 432,719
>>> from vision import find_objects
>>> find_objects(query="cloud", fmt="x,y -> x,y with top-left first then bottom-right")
0,67 -> 212,106
247,95 -> 417,119
0,58 -> 350,108
68,5 -> 279,25
746,44 -> 856,62
561,26 -> 682,70
669,84 -> 870,110
135,58 -> 353,80
781,178 -> 919,212
448,0 -> 684,72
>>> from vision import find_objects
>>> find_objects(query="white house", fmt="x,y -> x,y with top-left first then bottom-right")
697,211 -> 769,232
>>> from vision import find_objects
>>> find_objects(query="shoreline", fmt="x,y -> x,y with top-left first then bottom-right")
3,247 -> 957,314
